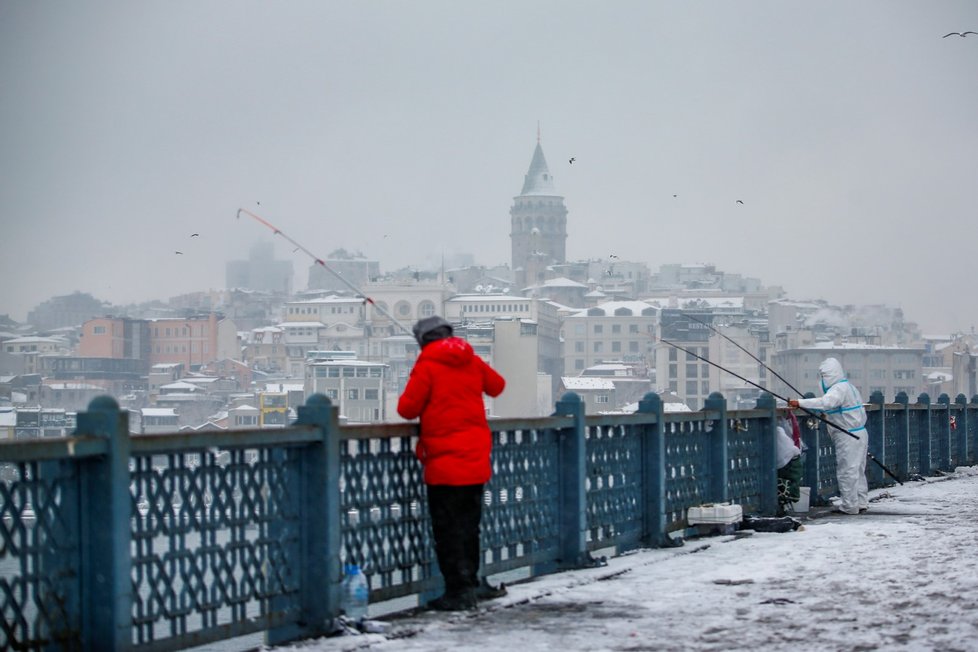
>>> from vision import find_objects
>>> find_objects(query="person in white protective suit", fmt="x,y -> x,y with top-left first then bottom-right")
787,357 -> 868,515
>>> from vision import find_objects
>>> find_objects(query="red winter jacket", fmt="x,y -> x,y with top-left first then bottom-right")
397,336 -> 506,485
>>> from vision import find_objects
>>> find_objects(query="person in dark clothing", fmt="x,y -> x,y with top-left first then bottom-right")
397,316 -> 506,611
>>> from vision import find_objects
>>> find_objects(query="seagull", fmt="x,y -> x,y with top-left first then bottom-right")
609,254 -> 619,259
190,233 -> 199,237
672,194 -> 678,198
175,251 -> 183,255
736,200 -> 744,205
569,157 -> 576,164
943,31 -> 978,37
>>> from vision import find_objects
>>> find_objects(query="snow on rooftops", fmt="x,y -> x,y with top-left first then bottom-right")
561,377 -> 616,390
280,321 -> 328,328
523,277 -> 587,291
566,300 -> 659,317
289,294 -> 360,304
43,382 -> 103,390
264,383 -> 304,392
160,381 -> 202,391
802,342 -> 920,350
141,408 -> 177,417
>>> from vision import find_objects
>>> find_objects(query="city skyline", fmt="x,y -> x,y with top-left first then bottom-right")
2,2 -> 976,333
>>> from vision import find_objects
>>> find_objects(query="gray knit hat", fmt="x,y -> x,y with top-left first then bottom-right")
412,316 -> 453,348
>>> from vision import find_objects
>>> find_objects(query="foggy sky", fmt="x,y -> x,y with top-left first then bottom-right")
1,1 -> 976,333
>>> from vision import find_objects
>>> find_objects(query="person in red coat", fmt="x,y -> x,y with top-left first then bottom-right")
397,316 -> 506,611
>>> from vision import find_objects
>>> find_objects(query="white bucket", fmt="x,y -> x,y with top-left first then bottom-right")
792,487 -> 811,513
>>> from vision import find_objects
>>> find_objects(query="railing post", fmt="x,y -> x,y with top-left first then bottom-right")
867,391 -> 886,488
703,392 -> 728,503
754,392 -> 778,516
917,393 -> 932,475
971,395 -> 978,465
799,392 -> 825,504
895,392 -> 911,481
955,394 -> 970,466
74,396 -> 132,651
553,392 -> 590,569
267,394 -> 341,645
937,394 -> 952,472
637,392 -> 667,547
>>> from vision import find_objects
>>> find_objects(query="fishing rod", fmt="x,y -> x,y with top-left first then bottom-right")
236,208 -> 414,336
660,337 -> 903,485
683,313 -> 804,397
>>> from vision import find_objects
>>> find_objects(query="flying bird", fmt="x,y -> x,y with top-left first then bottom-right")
943,31 -> 977,37
672,194 -> 678,198
175,251 -> 183,255
569,157 -> 576,164
609,254 -> 619,259
736,200 -> 744,205
190,233 -> 199,237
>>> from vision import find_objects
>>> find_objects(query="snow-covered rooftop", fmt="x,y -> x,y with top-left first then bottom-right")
140,408 -> 176,417
561,377 -> 616,390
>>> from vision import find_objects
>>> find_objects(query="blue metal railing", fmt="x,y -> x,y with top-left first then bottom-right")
1,390 -> 974,650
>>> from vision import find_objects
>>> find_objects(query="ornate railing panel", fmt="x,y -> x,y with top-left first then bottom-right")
1,390 -> 974,650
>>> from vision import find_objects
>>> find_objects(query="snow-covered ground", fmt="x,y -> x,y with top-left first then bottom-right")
273,466 -> 978,652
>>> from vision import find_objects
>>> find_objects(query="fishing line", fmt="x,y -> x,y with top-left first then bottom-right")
661,337 -> 903,485
236,208 -> 413,336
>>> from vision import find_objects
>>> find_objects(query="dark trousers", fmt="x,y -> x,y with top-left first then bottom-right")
427,483 -> 483,595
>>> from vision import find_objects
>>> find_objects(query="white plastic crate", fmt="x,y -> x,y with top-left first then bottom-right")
686,502 -> 743,526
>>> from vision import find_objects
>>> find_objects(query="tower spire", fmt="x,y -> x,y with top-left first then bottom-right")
537,121 -> 540,144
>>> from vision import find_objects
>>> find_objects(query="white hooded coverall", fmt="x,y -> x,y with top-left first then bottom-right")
797,357 -> 868,514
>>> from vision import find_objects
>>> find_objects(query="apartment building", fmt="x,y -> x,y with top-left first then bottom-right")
771,343 -> 927,402
561,300 -> 659,376
304,359 -> 389,423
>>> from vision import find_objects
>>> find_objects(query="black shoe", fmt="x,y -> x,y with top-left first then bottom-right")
475,579 -> 507,600
428,589 -> 477,611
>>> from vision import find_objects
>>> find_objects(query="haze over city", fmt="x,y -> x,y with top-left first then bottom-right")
1,1 -> 976,333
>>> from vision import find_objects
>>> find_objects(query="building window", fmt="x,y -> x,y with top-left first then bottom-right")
594,324 -> 603,334
593,342 -> 603,353
629,341 -> 639,353
612,341 -> 621,353
595,395 -> 609,404
365,388 -> 379,400
612,324 -> 621,334
575,359 -> 585,370
575,342 -> 584,353
629,324 -> 639,334
326,389 -> 338,400
686,381 -> 698,396
348,389 -> 359,400
419,300 -> 436,318
395,301 -> 411,318
686,363 -> 698,378
93,326 -> 106,334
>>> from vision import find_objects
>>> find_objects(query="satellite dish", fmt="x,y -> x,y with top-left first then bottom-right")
475,284 -> 484,292
503,288 -> 510,294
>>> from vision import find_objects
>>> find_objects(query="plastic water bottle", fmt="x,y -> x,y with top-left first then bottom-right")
341,563 -> 369,621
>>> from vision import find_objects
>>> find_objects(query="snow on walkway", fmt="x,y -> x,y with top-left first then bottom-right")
274,466 -> 978,652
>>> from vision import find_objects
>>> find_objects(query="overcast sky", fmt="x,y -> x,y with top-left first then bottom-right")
1,1 -> 976,333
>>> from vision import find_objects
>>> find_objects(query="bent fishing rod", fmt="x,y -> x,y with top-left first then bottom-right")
236,208 -> 413,336
660,337 -> 903,485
